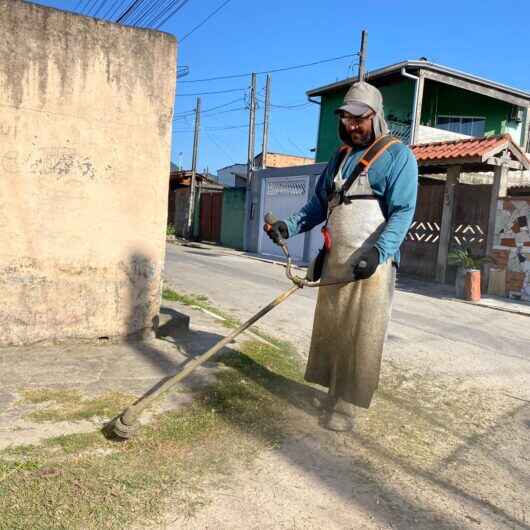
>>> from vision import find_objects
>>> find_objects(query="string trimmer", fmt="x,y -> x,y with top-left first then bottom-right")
111,213 -> 365,439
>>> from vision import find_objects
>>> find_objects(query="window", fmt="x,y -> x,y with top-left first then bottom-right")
436,116 -> 486,137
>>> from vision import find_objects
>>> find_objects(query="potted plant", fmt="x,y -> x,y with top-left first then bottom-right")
447,248 -> 495,301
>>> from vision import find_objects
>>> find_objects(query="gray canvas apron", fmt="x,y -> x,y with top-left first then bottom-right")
304,155 -> 396,411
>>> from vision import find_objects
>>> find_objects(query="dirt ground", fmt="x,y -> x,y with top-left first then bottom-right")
158,336 -> 530,530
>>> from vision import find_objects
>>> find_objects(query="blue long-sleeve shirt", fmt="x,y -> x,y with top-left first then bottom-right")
284,142 -> 418,264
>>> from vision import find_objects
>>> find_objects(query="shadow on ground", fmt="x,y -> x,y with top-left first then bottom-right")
119,250 -> 529,530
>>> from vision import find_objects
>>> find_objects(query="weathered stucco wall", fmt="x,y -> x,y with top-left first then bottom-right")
0,0 -> 177,345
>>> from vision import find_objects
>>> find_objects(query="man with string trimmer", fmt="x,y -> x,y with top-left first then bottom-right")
265,81 -> 418,432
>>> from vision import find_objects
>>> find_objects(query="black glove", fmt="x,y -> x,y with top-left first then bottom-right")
353,247 -> 380,280
264,220 -> 289,245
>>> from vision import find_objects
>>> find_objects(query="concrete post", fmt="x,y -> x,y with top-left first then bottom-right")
436,165 -> 460,282
484,163 -> 509,288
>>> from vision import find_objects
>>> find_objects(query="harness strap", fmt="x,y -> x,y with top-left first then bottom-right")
320,135 -> 401,251
340,135 -> 400,196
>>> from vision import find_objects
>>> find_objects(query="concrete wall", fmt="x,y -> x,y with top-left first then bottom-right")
258,153 -> 314,168
0,1 -> 176,345
416,125 -> 472,144
220,187 -> 246,250
217,164 -> 246,188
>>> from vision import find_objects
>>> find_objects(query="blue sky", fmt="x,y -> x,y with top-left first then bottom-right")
32,0 -> 530,174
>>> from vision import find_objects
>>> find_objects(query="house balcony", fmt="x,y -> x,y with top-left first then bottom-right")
388,120 -> 474,146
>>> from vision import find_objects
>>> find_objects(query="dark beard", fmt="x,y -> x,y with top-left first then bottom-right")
338,122 -> 374,148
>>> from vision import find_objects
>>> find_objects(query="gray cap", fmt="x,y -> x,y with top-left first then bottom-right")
335,81 -> 383,116
335,80 -> 389,138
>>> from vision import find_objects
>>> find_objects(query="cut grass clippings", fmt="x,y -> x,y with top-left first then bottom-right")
1,337 -> 305,530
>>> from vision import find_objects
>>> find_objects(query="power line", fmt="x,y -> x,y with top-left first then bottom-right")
173,97 -> 244,119
204,130 -> 236,165
128,0 -> 166,25
154,0 -> 191,28
173,122 -> 264,133
103,0 -> 128,20
173,107 -> 246,123
179,0 -> 232,42
180,53 -> 358,83
177,87 -> 247,96
116,0 -> 142,23
82,0 -> 100,15
92,0 -> 110,17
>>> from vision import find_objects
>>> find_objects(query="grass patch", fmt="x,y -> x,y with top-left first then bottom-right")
162,288 -> 240,329
22,391 -> 135,423
21,388 -> 81,405
45,432 -> 103,455
1,337 -> 305,530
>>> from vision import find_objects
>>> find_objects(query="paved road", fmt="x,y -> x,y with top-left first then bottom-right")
164,242 -> 530,395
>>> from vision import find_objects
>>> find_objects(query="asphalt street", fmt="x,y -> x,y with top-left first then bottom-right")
164,242 -> 530,395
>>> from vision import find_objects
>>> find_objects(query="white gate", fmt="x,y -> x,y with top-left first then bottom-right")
258,175 -> 309,261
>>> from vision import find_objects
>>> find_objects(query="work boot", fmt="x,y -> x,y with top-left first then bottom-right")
324,398 -> 355,432
312,394 -> 332,410
325,411 -> 354,432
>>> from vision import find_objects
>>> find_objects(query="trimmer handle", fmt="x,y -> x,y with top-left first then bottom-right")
264,212 -> 278,231
264,212 -> 289,258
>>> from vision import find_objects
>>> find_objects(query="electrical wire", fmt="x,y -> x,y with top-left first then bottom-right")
179,0 -> 231,42
173,97 -> 244,118
177,88 -> 247,96
154,0 -> 191,28
142,0 -> 181,27
173,106 -> 246,123
103,0 -> 128,20
82,0 -> 100,15
181,53 -> 358,83
116,0 -> 143,23
204,130 -> 236,164
92,0 -> 111,17
127,0 -> 165,25
173,122 -> 263,133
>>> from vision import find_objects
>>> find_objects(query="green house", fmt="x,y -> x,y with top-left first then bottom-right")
307,60 -> 530,162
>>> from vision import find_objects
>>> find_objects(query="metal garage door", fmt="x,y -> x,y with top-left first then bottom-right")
258,175 -> 309,261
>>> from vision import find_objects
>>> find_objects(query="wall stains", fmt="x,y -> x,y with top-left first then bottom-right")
0,1 -> 176,346
2,147 -> 103,182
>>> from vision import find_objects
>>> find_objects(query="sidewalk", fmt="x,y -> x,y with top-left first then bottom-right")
169,238 -> 530,317
0,300 -> 232,450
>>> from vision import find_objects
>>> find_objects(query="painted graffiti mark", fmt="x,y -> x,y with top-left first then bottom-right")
1,147 -> 109,182
0,124 -> 16,136
1,151 -> 19,173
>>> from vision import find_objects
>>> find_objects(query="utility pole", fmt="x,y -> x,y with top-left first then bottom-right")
261,74 -> 272,169
186,96 -> 201,239
246,72 -> 257,183
358,30 -> 368,81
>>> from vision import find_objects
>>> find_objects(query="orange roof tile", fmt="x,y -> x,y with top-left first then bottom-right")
411,134 -> 511,163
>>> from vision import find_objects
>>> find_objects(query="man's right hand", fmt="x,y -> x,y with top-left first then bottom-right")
264,220 -> 289,245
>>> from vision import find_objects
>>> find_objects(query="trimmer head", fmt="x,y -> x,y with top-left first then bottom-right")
112,415 -> 139,439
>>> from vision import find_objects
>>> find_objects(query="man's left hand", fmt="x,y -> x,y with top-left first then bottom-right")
353,247 -> 380,280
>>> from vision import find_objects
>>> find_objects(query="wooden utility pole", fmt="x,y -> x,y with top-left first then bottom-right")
246,73 -> 257,183
358,30 -> 368,81
261,74 -> 272,169
186,96 -> 201,239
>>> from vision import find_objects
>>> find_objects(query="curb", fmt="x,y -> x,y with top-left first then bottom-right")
168,238 -> 307,272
